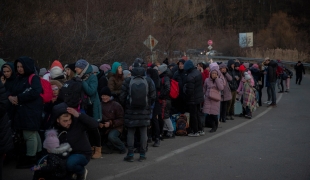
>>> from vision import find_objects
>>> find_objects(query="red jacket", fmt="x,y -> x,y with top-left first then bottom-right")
201,69 -> 209,83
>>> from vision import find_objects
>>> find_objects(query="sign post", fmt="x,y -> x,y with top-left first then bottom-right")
144,35 -> 158,63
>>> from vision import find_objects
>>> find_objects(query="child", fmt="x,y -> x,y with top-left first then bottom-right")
242,72 -> 257,119
32,129 -> 72,180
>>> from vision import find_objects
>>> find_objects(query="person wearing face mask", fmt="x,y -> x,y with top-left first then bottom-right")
203,67 -> 224,133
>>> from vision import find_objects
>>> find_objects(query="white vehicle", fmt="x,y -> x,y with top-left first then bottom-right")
206,50 -> 218,56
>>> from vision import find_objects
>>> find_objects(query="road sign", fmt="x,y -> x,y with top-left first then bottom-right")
144,35 -> 158,50
208,45 -> 213,50
208,40 -> 213,46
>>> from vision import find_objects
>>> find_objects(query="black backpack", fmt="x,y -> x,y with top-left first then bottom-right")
128,76 -> 149,108
59,78 -> 83,108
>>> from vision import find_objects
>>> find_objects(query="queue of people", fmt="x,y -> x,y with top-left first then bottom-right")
0,56 -> 305,180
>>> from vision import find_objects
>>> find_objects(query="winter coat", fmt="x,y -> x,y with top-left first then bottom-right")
159,70 -> 171,119
294,63 -> 305,75
202,69 -> 224,115
52,103 -> 99,161
221,72 -> 232,101
172,68 -> 187,113
184,60 -> 204,105
1,62 -> 16,96
81,65 -> 102,121
11,56 -> 43,131
0,81 -> 13,153
119,67 -> 156,127
227,60 -> 239,91
267,60 -> 278,83
201,69 -> 209,83
101,99 -> 124,134
108,75 -> 124,96
97,73 -> 108,93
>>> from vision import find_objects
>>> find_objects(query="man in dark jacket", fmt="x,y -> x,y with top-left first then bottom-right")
119,63 -> 156,162
173,59 -> 187,114
0,81 -> 13,180
10,56 -> 43,169
184,60 -> 204,137
294,61 -> 305,85
226,60 -> 240,120
52,102 -> 99,180
264,57 -> 277,107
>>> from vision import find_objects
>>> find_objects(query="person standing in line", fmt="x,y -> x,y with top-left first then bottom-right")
294,61 -> 305,85
219,63 -> 232,123
263,57 -> 278,107
283,66 -> 293,92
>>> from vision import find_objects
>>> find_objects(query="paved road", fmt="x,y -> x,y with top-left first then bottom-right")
3,76 -> 310,180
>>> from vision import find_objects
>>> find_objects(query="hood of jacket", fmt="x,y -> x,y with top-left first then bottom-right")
111,62 -> 121,74
184,60 -> 195,73
1,62 -> 16,80
84,63 -> 93,74
227,60 -> 235,70
209,67 -> 222,78
14,56 -> 36,76
131,66 -> 146,77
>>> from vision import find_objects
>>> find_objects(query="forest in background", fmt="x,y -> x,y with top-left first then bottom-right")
1,0 -> 310,67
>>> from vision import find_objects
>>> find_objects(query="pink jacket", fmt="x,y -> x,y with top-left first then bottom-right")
203,73 -> 224,115
221,73 -> 232,101
237,70 -> 254,93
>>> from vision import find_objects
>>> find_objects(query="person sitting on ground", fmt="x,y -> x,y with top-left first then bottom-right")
99,87 -> 126,154
51,102 -> 99,180
31,129 -> 72,180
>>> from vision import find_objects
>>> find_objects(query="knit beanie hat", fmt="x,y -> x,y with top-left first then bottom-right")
158,64 -> 167,74
75,59 -> 88,70
219,63 -> 227,69
91,65 -> 99,74
43,129 -> 60,151
50,66 -> 64,79
123,70 -> 131,78
252,64 -> 259,69
209,62 -> 219,70
100,86 -> 112,97
39,68 -> 47,76
163,58 -> 169,65
111,62 -> 121,74
177,59 -> 185,65
99,64 -> 111,73
66,63 -> 76,73
243,63 -> 249,69
239,64 -> 246,72
244,72 -> 251,80
50,60 -> 64,70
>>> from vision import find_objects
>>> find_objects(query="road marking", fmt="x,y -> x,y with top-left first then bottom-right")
100,94 -> 283,180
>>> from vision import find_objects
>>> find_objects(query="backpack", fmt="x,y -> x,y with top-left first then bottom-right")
175,114 -> 189,136
161,77 -> 179,99
29,74 -> 53,103
59,78 -> 83,108
129,76 -> 149,108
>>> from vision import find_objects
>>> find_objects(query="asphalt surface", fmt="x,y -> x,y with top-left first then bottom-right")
3,75 -> 310,180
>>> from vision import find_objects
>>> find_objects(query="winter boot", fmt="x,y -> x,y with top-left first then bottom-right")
91,147 -> 102,159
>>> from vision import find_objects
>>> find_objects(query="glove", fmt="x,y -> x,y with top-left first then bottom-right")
74,76 -> 82,82
82,74 -> 90,80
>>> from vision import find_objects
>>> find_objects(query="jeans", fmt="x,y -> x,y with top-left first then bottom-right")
285,78 -> 290,90
22,130 -> 42,156
66,154 -> 89,175
127,127 -> 147,155
108,129 -> 125,151
270,82 -> 277,104
296,74 -> 302,84
163,118 -> 174,132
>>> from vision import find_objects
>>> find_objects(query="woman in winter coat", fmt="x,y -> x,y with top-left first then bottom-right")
219,63 -> 232,123
10,56 -> 43,169
226,60 -> 239,120
203,68 -> 224,133
64,63 -> 76,81
75,59 -> 102,159
0,81 -> 13,180
1,62 -> 16,120
241,72 -> 257,119
108,62 -> 124,103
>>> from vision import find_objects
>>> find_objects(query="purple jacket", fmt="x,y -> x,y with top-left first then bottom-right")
203,72 -> 224,115
221,72 -> 232,101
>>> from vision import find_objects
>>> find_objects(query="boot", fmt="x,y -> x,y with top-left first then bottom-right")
91,147 -> 102,159
153,138 -> 160,147
16,155 -> 36,169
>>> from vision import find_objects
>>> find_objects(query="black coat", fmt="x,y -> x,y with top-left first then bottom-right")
227,60 -> 239,91
52,103 -> 99,161
159,71 -> 171,100
267,60 -> 278,83
11,57 -> 43,131
184,61 -> 204,105
119,67 -> 156,127
0,81 -> 13,153
294,63 -> 305,75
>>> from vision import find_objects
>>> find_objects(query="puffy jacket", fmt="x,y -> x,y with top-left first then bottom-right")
203,69 -> 224,115
267,60 -> 278,83
184,60 -> 204,104
119,67 -> 156,127
11,56 -> 43,131
221,72 -> 232,101
294,63 -> 305,75
101,99 -> 124,134
173,68 -> 187,102
159,71 -> 171,100
0,81 -> 13,153
52,102 -> 99,161
82,65 -> 102,121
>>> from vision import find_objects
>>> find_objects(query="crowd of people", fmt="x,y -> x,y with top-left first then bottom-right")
0,56 -> 306,180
